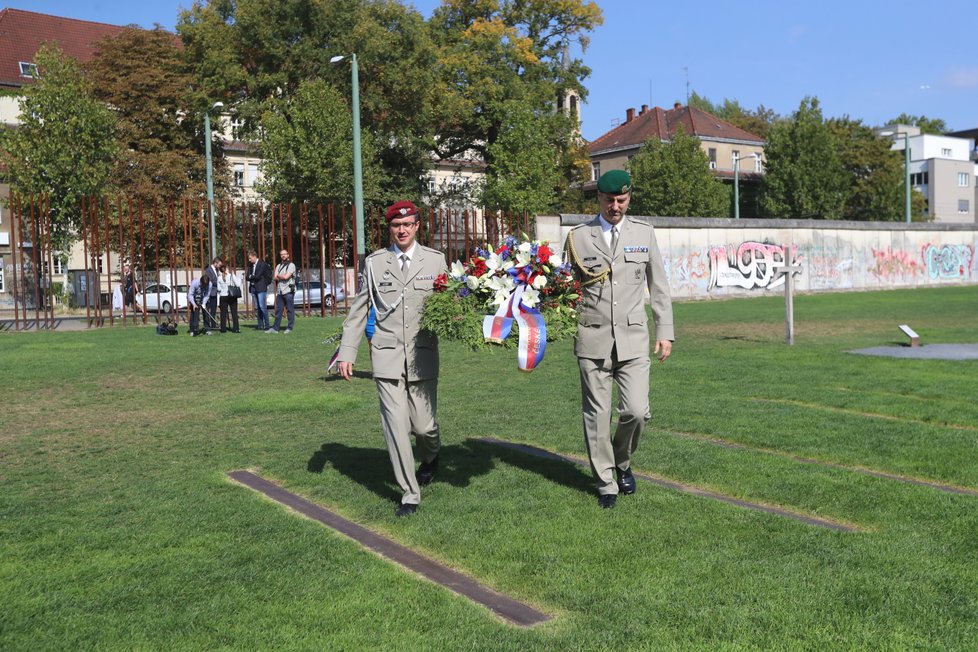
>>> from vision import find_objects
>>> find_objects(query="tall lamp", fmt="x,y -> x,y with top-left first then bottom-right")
204,101 -> 225,260
733,153 -> 760,220
330,54 -> 365,261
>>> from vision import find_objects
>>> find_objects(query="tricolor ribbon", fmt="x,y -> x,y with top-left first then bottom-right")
482,284 -> 547,371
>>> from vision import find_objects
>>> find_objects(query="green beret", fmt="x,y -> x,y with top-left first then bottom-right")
597,169 -> 631,194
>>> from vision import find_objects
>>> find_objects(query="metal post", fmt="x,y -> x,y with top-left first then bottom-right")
904,133 -> 911,223
351,54 -> 364,259
204,111 -> 216,260
734,157 -> 740,220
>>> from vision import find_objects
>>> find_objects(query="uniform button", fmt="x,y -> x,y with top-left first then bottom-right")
613,301 -> 618,306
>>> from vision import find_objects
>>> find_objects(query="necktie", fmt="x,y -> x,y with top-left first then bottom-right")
400,254 -> 409,273
610,226 -> 619,252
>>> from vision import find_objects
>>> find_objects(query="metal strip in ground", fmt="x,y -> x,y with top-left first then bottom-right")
476,438 -> 861,533
227,470 -> 552,627
664,429 -> 978,497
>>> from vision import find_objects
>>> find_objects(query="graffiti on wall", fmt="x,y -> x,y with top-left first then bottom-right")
808,246 -> 853,290
868,247 -> 922,279
708,241 -> 801,291
923,243 -> 974,280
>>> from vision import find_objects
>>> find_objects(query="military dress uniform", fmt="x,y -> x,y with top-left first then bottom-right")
337,242 -> 448,507
564,212 -> 674,498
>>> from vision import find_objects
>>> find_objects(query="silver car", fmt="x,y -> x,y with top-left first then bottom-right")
269,280 -> 346,308
140,283 -> 190,314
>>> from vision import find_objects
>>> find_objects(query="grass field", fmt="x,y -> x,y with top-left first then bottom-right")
2,285 -> 978,650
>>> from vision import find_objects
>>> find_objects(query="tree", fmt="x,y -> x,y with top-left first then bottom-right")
887,113 -> 948,135
85,28 -> 215,208
428,0 -> 602,182
178,0 -> 440,201
480,101 -> 563,214
257,79 -> 383,204
827,117 -> 925,221
627,127 -> 730,218
760,97 -> 848,219
0,44 -> 117,254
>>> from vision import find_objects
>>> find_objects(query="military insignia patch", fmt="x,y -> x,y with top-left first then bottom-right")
623,246 -> 649,253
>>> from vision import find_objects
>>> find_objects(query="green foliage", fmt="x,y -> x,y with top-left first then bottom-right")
0,44 -> 117,254
888,113 -> 948,135
85,28 -> 213,207
256,79 -> 384,203
480,102 -> 564,214
760,97 -> 849,219
627,128 -> 730,217
827,117 -> 926,221
177,0 -> 439,200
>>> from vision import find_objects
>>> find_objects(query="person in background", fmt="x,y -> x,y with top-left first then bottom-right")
563,169 -> 674,509
267,249 -> 296,334
204,257 -> 222,332
121,264 -> 145,316
246,251 -> 273,331
219,262 -> 241,333
187,273 -> 211,337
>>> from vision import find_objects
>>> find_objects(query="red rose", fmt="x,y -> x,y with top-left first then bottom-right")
537,244 -> 552,264
434,273 -> 448,292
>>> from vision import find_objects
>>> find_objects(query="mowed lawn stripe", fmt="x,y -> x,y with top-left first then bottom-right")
475,437 -> 863,532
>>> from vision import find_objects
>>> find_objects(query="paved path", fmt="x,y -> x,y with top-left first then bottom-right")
849,343 -> 978,361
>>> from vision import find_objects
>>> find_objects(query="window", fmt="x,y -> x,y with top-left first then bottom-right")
19,62 -> 37,78
52,257 -> 64,275
0,258 -> 4,292
959,199 -> 970,214
912,172 -> 929,186
591,162 -> 601,181
731,150 -> 740,168
247,163 -> 258,187
941,147 -> 952,157
233,164 -> 244,187
958,172 -> 970,187
708,148 -> 717,170
230,117 -> 246,141
754,155 -> 762,173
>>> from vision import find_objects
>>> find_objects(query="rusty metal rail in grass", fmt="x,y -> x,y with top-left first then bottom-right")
227,470 -> 552,627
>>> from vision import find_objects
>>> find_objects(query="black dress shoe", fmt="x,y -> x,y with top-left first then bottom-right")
616,468 -> 636,495
395,503 -> 418,517
598,494 -> 617,509
417,455 -> 439,486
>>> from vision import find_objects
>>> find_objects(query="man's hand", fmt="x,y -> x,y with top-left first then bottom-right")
653,339 -> 672,363
337,361 -> 354,380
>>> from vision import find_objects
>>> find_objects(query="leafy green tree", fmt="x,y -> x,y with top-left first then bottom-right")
428,0 -> 602,174
827,117 -> 925,221
887,113 -> 948,135
257,79 -> 383,204
177,0 -> 439,201
627,127 -> 730,217
688,90 -> 778,138
0,44 -> 116,254
85,28 -> 215,208
480,101 -> 562,214
760,97 -> 848,219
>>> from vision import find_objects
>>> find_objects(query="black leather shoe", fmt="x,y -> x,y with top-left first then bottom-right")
598,494 -> 617,509
417,455 -> 439,486
616,468 -> 636,495
395,503 -> 418,517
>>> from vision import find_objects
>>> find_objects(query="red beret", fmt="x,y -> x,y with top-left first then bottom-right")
385,200 -> 419,222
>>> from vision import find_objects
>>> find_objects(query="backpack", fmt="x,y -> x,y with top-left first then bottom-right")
156,319 -> 179,336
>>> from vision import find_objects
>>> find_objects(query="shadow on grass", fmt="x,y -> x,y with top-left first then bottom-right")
306,438 -> 593,502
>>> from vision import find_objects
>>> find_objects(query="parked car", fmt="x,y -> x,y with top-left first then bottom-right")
140,283 -> 189,314
268,279 -> 346,308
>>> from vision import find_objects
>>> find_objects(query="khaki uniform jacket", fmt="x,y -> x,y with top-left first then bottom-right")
564,215 -> 674,361
338,244 -> 447,381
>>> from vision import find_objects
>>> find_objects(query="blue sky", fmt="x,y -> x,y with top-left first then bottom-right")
18,0 -> 978,139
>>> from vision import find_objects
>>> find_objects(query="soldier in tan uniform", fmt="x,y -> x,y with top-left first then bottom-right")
337,201 -> 448,517
564,170 -> 674,509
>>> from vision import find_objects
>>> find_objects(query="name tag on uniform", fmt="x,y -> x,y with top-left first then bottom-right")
623,246 -> 648,253
415,274 -> 435,281
379,282 -> 393,287
583,256 -> 598,262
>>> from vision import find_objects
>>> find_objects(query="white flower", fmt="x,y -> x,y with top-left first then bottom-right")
518,241 -> 533,255
466,275 -> 481,290
486,252 -> 502,271
531,274 -> 548,290
521,287 -> 541,308
548,252 -> 563,268
487,274 -> 515,293
450,260 -> 466,279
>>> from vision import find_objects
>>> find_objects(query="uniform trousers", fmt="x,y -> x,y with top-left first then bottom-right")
578,352 -> 652,495
375,376 -> 440,505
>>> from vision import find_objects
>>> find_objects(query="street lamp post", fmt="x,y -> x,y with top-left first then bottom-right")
733,153 -> 759,220
204,101 -> 224,260
880,130 -> 912,223
330,54 -> 365,261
